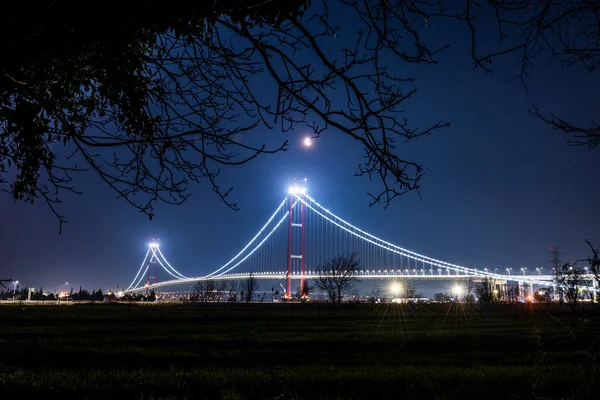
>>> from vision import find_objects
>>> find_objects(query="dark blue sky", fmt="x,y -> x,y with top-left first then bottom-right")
1,11 -> 599,294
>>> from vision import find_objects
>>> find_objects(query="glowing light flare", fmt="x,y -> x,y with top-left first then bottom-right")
288,179 -> 307,195
390,283 -> 402,296
451,285 -> 464,297
303,136 -> 313,147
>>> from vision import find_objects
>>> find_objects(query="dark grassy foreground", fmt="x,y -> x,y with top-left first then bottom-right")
0,302 -> 598,399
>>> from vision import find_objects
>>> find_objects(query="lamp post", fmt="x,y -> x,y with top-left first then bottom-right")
452,285 -> 463,302
390,283 -> 402,302
506,268 -> 511,276
13,280 -> 18,301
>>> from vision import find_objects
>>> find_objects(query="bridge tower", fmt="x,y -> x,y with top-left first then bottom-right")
287,180 -> 307,299
146,240 -> 159,295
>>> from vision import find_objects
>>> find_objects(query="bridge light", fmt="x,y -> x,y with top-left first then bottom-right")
288,184 -> 307,194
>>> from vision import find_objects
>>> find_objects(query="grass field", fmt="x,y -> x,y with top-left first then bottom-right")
0,302 -> 598,399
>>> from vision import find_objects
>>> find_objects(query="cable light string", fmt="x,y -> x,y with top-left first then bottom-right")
150,248 -> 186,280
214,201 -> 298,277
205,197 -> 289,277
152,249 -> 186,279
129,193 -> 600,292
131,265 -> 150,291
301,193 -> 500,278
131,199 -> 297,291
156,247 -> 187,279
294,195 -> 560,287
126,248 -> 151,291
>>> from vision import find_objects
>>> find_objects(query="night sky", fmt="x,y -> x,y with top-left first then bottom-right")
1,11 -> 599,295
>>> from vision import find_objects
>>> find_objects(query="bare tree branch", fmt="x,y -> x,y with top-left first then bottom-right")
241,271 -> 259,302
314,253 -> 361,303
451,1 -> 600,148
1,0 -> 453,230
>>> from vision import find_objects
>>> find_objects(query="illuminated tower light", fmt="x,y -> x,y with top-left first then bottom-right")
288,177 -> 308,194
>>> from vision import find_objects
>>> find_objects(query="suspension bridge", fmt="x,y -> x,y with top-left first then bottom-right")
125,184 -> 568,297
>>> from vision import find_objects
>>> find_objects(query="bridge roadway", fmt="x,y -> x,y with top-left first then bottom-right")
130,273 -> 557,292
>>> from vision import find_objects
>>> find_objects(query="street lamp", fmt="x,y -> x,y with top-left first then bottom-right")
451,285 -> 463,300
13,281 -> 18,301
506,268 -> 511,276
390,283 -> 402,298
520,267 -> 527,275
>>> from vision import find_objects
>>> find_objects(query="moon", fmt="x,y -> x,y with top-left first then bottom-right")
303,137 -> 312,147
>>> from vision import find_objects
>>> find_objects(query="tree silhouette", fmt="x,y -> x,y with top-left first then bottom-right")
397,280 -> 418,300
368,286 -> 383,303
314,253 -> 361,304
477,278 -> 494,304
241,272 -> 259,302
433,292 -> 451,303
424,1 -> 600,149
5,1 -> 599,233
216,280 -> 228,302
584,240 -> 600,302
553,244 -> 600,311
192,280 -> 216,303
464,278 -> 476,303
1,1 -> 452,230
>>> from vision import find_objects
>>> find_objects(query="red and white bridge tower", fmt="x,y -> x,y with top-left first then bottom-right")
286,179 -> 307,298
